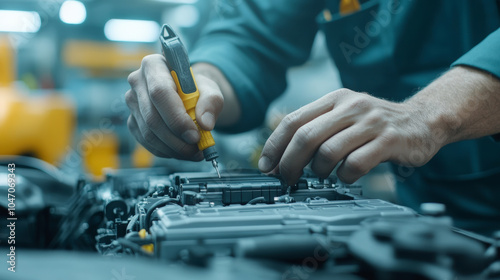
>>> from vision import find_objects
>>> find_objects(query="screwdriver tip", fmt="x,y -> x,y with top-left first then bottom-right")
216,167 -> 221,178
212,159 -> 221,178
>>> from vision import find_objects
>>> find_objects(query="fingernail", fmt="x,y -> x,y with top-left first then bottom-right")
258,156 -> 272,172
201,112 -> 215,130
182,130 -> 200,144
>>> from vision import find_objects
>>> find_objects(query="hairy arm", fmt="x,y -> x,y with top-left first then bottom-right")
259,65 -> 500,185
407,66 -> 500,145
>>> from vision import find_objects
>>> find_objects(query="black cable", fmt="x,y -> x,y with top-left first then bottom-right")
115,238 -> 152,257
125,231 -> 140,239
246,196 -> 266,205
144,198 -> 181,231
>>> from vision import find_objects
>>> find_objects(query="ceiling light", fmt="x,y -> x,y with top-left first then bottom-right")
104,19 -> 160,43
59,1 -> 87,25
0,10 -> 41,33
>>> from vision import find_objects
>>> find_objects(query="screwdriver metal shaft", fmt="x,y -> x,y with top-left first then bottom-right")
212,160 -> 221,178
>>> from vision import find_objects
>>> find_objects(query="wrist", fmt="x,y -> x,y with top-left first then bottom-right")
404,94 -> 454,147
404,65 -> 500,149
404,67 -> 481,147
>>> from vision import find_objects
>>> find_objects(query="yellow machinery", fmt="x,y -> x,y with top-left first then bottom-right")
0,36 -> 74,165
62,39 -> 155,176
1,36 -> 154,176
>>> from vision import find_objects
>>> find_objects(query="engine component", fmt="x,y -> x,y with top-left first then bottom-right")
9,162 -> 497,280
93,170 -> 414,260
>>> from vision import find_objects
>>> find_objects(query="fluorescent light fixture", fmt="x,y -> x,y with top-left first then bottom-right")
104,19 -> 160,43
0,10 -> 41,33
59,0 -> 87,25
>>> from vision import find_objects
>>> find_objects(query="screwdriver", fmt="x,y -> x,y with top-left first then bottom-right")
159,24 -> 221,178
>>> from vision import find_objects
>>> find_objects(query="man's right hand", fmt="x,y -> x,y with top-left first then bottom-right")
125,54 -> 225,160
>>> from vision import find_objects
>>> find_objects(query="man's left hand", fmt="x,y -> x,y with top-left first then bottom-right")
259,66 -> 500,185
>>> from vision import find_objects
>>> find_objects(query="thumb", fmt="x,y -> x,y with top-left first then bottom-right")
195,75 -> 224,131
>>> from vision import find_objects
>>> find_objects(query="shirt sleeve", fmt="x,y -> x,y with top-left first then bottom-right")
452,27 -> 500,79
451,27 -> 500,142
190,0 -> 324,132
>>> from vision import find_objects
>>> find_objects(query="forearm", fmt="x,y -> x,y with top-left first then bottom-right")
406,65 -> 500,145
192,63 -> 241,128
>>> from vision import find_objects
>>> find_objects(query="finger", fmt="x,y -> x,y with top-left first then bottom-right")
278,107 -> 356,185
259,91 -> 347,173
127,115 -> 171,158
336,138 -> 390,184
135,84 -> 202,160
125,89 -> 138,113
266,165 -> 280,175
127,69 -> 141,90
128,65 -> 203,161
125,69 -> 142,115
141,54 -> 200,144
311,119 -> 380,179
130,112 -> 177,158
132,107 -> 201,160
194,75 -> 224,131
126,68 -> 147,113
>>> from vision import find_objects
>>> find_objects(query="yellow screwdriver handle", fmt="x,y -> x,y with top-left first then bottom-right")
169,68 -> 215,151
160,24 -> 220,177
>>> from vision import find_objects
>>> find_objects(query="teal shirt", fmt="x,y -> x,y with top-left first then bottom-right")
191,0 -> 500,236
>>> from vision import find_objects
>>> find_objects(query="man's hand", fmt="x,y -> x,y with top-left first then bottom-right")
258,89 -> 434,184
126,54 -> 225,160
259,66 -> 500,185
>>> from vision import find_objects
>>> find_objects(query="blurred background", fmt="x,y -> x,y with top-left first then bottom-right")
0,0 -> 395,200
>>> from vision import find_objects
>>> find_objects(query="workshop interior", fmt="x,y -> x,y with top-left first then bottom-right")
1,0 -> 500,279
